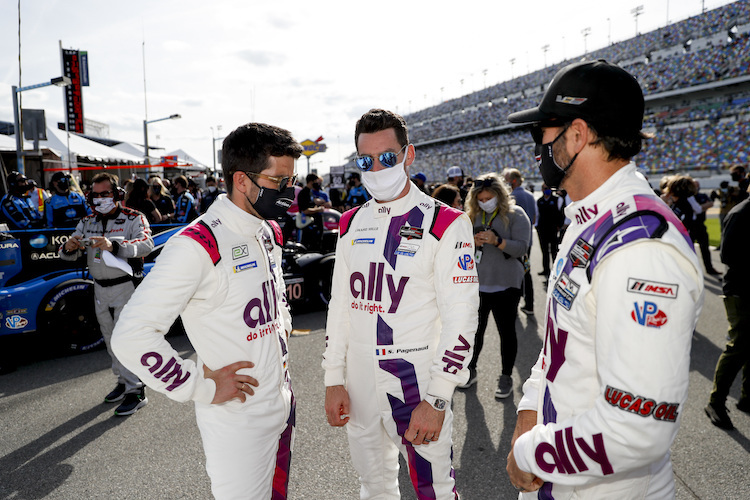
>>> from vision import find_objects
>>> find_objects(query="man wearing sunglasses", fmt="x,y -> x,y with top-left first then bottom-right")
59,172 -> 154,416
505,60 -> 705,498
112,123 -> 301,499
324,109 -> 478,499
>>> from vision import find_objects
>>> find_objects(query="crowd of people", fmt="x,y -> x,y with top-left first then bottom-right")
0,171 -> 226,231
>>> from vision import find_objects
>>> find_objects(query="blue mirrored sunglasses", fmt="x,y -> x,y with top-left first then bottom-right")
355,145 -> 408,172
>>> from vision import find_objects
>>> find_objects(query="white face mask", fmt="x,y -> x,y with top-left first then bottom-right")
93,197 -> 116,215
478,196 -> 498,213
360,154 -> 409,202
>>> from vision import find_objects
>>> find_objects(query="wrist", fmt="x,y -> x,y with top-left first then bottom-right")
424,394 -> 448,412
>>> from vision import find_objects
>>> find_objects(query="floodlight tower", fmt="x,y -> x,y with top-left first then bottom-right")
632,5 -> 644,36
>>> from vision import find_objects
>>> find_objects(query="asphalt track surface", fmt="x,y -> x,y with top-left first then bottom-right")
1,236 -> 748,500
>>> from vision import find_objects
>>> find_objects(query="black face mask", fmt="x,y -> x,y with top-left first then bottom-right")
312,182 -> 322,191
534,126 -> 579,189
247,178 -> 295,220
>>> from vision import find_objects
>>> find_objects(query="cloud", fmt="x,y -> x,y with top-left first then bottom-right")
181,99 -> 203,107
236,50 -> 285,67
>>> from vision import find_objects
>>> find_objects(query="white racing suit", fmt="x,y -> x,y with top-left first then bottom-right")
59,206 -> 154,393
515,164 -> 705,499
112,195 -> 294,500
323,183 -> 479,499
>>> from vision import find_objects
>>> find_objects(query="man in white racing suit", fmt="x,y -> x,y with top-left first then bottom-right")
506,60 -> 704,499
112,123 -> 302,500
323,109 -> 479,499
59,172 -> 154,416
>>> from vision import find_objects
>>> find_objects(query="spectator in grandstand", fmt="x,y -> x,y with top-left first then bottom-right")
1,171 -> 45,229
431,183 -> 463,209
200,175 -> 224,212
45,172 -> 92,228
149,178 -> 175,221
692,180 -> 721,276
412,171 -> 429,194
126,178 -> 163,224
458,173 -> 530,398
298,173 -> 327,251
173,175 -> 199,223
447,165 -> 469,202
535,183 -> 564,277
344,172 -> 369,209
506,59 -> 704,498
503,168 -> 536,316
705,185 -> 750,430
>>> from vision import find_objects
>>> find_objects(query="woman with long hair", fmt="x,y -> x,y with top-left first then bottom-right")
127,178 -> 163,224
149,177 -> 175,221
459,173 -> 531,399
431,183 -> 463,209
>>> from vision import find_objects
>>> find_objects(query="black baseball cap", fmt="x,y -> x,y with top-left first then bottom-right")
508,59 -> 644,136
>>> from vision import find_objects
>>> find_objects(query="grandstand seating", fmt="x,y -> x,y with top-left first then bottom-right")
402,0 -> 750,181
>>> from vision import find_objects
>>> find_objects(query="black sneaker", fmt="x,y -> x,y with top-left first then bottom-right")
458,368 -> 478,389
737,399 -> 750,414
704,402 -> 733,430
104,383 -> 126,403
114,388 -> 148,417
520,306 -> 534,316
495,375 -> 513,399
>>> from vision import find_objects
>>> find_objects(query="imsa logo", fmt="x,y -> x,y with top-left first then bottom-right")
627,278 -> 678,299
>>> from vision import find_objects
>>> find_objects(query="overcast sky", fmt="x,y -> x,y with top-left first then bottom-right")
0,0 -> 736,175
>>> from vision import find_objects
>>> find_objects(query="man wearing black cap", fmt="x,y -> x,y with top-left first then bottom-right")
504,60 -> 705,498
0,172 -> 45,229
45,172 -> 92,227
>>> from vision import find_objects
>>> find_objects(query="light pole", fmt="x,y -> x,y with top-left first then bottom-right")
632,5 -> 644,36
12,76 -> 71,175
143,114 -> 181,164
581,27 -> 591,55
542,44 -> 550,68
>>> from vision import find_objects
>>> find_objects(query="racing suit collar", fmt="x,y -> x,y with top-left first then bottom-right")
214,193 -> 264,233
368,181 -> 418,215
564,162 -> 640,227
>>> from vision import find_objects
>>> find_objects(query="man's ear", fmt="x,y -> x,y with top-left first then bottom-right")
405,144 -> 416,167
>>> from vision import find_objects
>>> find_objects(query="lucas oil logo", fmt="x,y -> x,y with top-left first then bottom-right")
457,254 -> 474,271
631,301 -> 668,328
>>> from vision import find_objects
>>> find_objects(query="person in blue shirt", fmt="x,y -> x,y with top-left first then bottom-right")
173,175 -> 199,223
344,172 -> 370,209
1,171 -> 45,229
45,172 -> 92,228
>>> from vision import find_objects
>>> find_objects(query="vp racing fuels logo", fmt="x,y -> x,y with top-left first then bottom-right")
457,254 -> 474,271
631,301 -> 668,328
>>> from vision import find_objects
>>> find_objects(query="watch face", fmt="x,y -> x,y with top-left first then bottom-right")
434,398 -> 447,410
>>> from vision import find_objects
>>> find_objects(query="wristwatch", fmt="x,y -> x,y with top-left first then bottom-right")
425,394 -> 448,411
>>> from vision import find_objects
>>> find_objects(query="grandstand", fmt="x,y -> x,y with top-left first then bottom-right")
397,0 -> 750,184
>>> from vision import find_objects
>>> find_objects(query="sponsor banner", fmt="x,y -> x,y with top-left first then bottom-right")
62,48 -> 85,133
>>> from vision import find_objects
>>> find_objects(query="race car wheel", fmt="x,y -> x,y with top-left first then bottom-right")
38,281 -> 103,354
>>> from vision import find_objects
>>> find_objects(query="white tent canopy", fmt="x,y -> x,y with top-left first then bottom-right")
39,127 -> 143,165
165,149 -> 208,171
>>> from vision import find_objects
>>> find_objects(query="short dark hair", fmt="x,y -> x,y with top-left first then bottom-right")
355,109 -> 409,150
306,173 -> 319,184
91,172 -> 119,190
222,123 -> 303,194
586,122 -> 648,161
173,175 -> 188,189
206,176 -> 216,184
